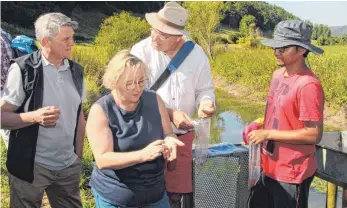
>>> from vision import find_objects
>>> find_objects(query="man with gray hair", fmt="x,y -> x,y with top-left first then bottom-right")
0,12 -> 85,208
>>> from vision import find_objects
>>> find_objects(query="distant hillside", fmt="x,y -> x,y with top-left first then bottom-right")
0,2 -> 164,39
221,2 -> 298,34
330,25 -> 347,37
1,1 -> 297,39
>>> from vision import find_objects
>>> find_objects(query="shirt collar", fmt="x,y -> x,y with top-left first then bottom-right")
41,54 -> 69,71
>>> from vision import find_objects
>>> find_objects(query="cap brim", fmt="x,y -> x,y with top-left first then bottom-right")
145,13 -> 189,37
260,39 -> 324,55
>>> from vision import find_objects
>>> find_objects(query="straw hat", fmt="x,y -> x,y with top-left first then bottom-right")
145,2 -> 189,36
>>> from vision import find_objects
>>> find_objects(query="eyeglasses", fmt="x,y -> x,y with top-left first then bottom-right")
125,79 -> 149,90
151,28 -> 172,40
272,45 -> 297,54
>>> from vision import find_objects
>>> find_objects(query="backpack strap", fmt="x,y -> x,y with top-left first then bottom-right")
150,41 -> 195,91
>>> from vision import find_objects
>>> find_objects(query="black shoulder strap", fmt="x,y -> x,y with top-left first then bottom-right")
150,41 -> 195,91
68,59 -> 84,99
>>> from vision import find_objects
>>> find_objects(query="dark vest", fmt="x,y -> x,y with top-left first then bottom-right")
6,50 -> 84,183
90,90 -> 165,207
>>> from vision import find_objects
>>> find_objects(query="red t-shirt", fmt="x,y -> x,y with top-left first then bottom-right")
262,68 -> 324,184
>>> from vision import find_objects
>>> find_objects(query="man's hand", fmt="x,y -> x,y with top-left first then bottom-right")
34,106 -> 60,127
248,129 -> 270,145
242,118 -> 264,144
171,110 -> 194,130
198,98 -> 215,118
162,136 -> 185,161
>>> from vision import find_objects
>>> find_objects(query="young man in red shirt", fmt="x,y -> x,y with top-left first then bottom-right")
247,20 -> 325,208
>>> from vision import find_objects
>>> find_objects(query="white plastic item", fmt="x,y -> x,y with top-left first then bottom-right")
248,142 -> 261,189
192,118 -> 211,170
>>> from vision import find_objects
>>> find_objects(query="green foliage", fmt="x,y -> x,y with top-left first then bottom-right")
309,46 -> 347,108
228,32 -> 242,44
184,1 -> 226,60
237,37 -> 265,49
317,36 -> 329,46
83,76 -> 107,115
72,45 -> 109,115
215,88 -> 264,123
317,36 -> 347,46
213,46 -> 347,109
222,2 -> 298,32
312,24 -> 331,40
239,15 -> 256,37
216,36 -> 229,44
1,141 -> 10,207
94,12 -> 150,60
72,45 -> 109,85
213,49 -> 275,99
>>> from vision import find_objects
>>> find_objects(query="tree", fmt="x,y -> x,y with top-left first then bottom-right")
183,2 -> 226,60
239,15 -> 257,37
95,12 -> 150,59
312,24 -> 318,40
312,24 -> 331,40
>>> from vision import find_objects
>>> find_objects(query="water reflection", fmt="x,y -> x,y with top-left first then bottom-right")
218,111 -> 246,144
209,88 -> 265,144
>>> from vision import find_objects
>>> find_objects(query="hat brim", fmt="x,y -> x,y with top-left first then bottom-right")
260,39 -> 324,55
145,13 -> 189,37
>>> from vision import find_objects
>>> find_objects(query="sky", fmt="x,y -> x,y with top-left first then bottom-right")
268,1 -> 347,27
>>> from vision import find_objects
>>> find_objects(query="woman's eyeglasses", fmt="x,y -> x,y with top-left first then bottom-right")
125,79 -> 149,90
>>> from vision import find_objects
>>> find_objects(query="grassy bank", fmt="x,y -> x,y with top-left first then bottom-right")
213,45 -> 347,112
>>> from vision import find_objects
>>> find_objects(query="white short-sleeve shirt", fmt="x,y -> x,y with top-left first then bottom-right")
131,37 -> 215,134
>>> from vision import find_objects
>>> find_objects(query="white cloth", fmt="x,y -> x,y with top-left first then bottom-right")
131,37 -> 215,134
1,55 -> 86,170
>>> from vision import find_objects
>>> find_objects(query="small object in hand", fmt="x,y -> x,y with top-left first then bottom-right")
242,118 -> 264,144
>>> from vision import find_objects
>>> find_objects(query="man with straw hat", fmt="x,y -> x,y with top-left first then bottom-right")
247,20 -> 325,208
131,2 -> 215,207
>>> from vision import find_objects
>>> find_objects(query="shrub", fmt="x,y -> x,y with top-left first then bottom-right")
94,11 -> 150,60
317,36 -> 329,46
237,37 -> 265,49
72,45 -> 109,85
82,75 -> 108,115
228,32 -> 242,44
216,36 -> 229,44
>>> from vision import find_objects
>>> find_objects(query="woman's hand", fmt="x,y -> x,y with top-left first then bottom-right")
140,140 -> 165,162
163,136 -> 185,161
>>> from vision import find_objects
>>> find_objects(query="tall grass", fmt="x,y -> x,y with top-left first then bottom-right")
213,46 -> 347,110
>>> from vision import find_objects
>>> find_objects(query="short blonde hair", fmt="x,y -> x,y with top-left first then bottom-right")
103,50 -> 150,90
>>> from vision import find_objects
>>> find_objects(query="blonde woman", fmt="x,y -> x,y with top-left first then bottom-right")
86,50 -> 183,208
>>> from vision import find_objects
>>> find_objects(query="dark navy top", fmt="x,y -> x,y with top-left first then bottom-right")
89,90 -> 165,207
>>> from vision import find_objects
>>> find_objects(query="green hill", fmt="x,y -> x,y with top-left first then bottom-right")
1,1 -> 298,40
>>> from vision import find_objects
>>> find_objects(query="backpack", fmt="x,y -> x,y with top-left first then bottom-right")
11,35 -> 39,58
